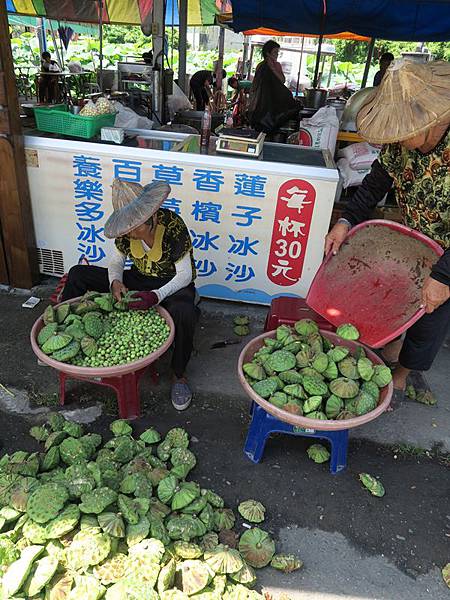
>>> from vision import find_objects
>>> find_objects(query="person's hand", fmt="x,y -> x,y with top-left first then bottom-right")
421,277 -> 450,314
324,222 -> 350,256
111,280 -> 127,302
129,291 -> 159,310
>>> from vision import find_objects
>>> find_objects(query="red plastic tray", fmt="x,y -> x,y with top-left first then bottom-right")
306,220 -> 443,348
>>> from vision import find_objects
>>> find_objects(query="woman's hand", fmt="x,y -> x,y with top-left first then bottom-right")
111,280 -> 127,302
324,222 -> 350,256
421,277 -> 450,313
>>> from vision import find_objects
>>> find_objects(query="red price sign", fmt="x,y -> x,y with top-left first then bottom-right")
266,179 -> 316,287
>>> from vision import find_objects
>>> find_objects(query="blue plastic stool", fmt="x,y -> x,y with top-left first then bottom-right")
244,402 -> 349,474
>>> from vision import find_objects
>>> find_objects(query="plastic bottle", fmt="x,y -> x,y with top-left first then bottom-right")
200,104 -> 212,149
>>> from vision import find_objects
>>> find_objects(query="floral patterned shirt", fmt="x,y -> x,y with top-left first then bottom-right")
379,128 -> 450,250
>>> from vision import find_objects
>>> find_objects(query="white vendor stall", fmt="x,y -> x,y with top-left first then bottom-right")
24,131 -> 338,305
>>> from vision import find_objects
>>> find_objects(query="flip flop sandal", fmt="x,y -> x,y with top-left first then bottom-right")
171,382 -> 193,411
386,388 -> 404,412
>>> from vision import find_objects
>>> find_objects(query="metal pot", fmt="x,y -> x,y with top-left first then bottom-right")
326,98 -> 347,121
304,88 -> 328,109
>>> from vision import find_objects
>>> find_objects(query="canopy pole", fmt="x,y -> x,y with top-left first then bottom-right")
242,34 -> 250,76
36,18 -> 47,54
295,36 -> 305,96
48,21 -> 63,69
216,0 -> 227,91
361,37 -> 376,88
98,0 -> 104,91
178,0 -> 188,94
313,34 -> 323,87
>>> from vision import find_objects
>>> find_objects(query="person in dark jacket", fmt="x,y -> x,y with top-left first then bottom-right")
189,69 -> 226,111
325,60 -> 450,406
373,52 -> 394,86
38,51 -> 60,103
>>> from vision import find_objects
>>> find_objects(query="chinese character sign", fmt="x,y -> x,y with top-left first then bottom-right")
267,180 -> 316,287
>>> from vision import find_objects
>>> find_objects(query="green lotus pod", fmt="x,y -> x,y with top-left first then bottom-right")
300,366 -> 324,379
23,519 -> 48,544
38,323 -> 58,347
82,313 -> 104,340
284,401 -> 304,416
157,557 -> 176,594
238,528 -> 275,568
64,322 -> 85,341
166,514 -> 207,541
119,473 -> 138,495
371,364 -> 393,387
173,541 -> 203,559
200,532 -> 219,552
111,436 -> 136,464
199,503 -> 215,530
234,325 -> 250,336
361,380 -> 380,400
303,396 -> 322,413
43,305 -> 56,325
59,437 -> 88,466
10,478 -> 39,512
165,428 -> 190,450
55,303 -> 71,325
279,370 -> 303,385
97,511 -> 126,538
62,420 -> 84,439
405,384 -> 416,400
294,319 -> 319,337
81,336 -> 98,357
238,500 -> 266,523
415,390 -> 437,405
67,531 -> 111,570
307,444 -> 330,463
302,376 -> 328,397
307,410 -> 328,419
357,357 -> 374,381
262,338 -> 278,350
46,572 -> 73,599
336,323 -> 360,340
336,410 -> 356,420
308,333 -> 324,356
359,473 -> 385,497
79,487 -> 117,514
46,504 -> 80,539
182,495 -> 208,516
325,395 -> 344,419
45,432 -> 67,453
93,553 -> 129,586
158,475 -> 178,503
51,337 -> 79,362
338,356 -> 359,380
243,363 -> 266,381
29,425 -> 49,443
234,315 -> 250,327
157,439 -> 173,462
442,563 -> 450,589
213,508 -> 236,532
65,463 -> 96,497
3,544 -> 45,597
265,350 -> 297,373
137,429 -> 161,446
24,554 -> 59,596
251,378 -> 278,399
270,553 -> 303,573
282,384 -> 305,399
118,494 -> 139,525
65,312 -> 82,324
345,397 -> 358,414
74,299 -> 99,315
202,489 -> 224,509
355,391 -> 377,416
323,360 -> 338,380
46,412 -> 66,432
105,577 -> 159,600
109,419 -> 132,437
275,324 -> 292,342
27,483 -> 69,524
94,293 -> 115,312
327,345 -> 350,363
204,544 -> 244,574
148,467 -> 170,487
0,505 -> 21,523
312,352 -> 328,373
269,392 -> 288,408
295,347 -> 314,368
329,377 -> 360,398
172,482 -> 200,511
284,339 -> 303,354
42,333 -> 73,355
11,452 -> 40,477
229,562 -> 257,587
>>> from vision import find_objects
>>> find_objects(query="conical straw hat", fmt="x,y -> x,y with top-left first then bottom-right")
357,60 -> 450,144
105,179 -> 171,239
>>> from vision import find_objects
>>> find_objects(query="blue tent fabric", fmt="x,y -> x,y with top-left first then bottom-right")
231,0 -> 450,41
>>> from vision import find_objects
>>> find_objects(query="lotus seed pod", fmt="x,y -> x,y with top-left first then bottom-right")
81,335 -> 98,357
158,475 -> 178,504
405,384 -> 416,400
265,350 -> 297,373
327,345 -> 350,363
234,325 -> 250,336
182,495 -> 208,515
361,380 -> 380,400
294,319 -> 319,337
302,376 -> 328,397
118,494 -> 139,525
27,483 -> 69,524
139,427 -> 162,444
355,391 -> 377,416
329,377 -> 360,399
307,410 -> 328,420
229,562 -> 257,586
307,444 -> 330,464
213,508 -> 236,532
98,512 -> 126,538
165,427 -> 190,449
59,437 -> 88,466
24,555 -> 59,596
93,553 -> 129,585
83,313 -> 104,339
43,305 -> 56,325
173,541 -> 203,559
357,357 -> 375,381
312,352 -> 328,373
45,504 -> 80,539
243,363 -> 266,381
279,370 -> 303,385
110,419 -> 132,437
307,333 -> 324,355
171,482 -> 200,512
157,558 -> 176,594
338,356 -> 359,380
323,360 -> 339,380
359,473 -> 385,497
204,544 -> 244,574
201,489 -> 224,509
37,323 -> 58,347
238,499 -> 266,523
234,315 -> 250,326
371,365 -> 392,387
238,528 -> 275,568
281,384 -> 305,399
199,503 -> 215,530
52,339 -> 81,363
284,401 -> 304,416
303,396 -> 323,414
42,333 -> 73,355
276,324 -> 292,341
442,563 -> 450,589
79,487 -> 118,514
67,531 -> 111,569
200,532 -> 219,552
415,390 -> 437,405
2,544 -> 45,597
270,553 -> 303,573
269,392 -> 288,408
336,323 -> 360,340
336,410 -> 356,420
296,347 -> 314,368
251,378 -> 278,399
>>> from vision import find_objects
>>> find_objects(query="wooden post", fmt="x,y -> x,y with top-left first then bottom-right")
0,3 -> 39,288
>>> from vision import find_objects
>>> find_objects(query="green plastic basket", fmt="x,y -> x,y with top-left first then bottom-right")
33,105 -> 116,139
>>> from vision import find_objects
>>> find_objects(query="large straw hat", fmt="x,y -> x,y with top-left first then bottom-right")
357,60 -> 450,144
104,179 -> 171,239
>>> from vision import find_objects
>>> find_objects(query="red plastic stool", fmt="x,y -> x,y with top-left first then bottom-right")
265,297 -> 335,332
59,365 -> 158,420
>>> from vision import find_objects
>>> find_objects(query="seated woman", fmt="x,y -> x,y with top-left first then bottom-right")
38,51 -> 60,103
61,179 -> 198,411
248,40 -> 298,133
